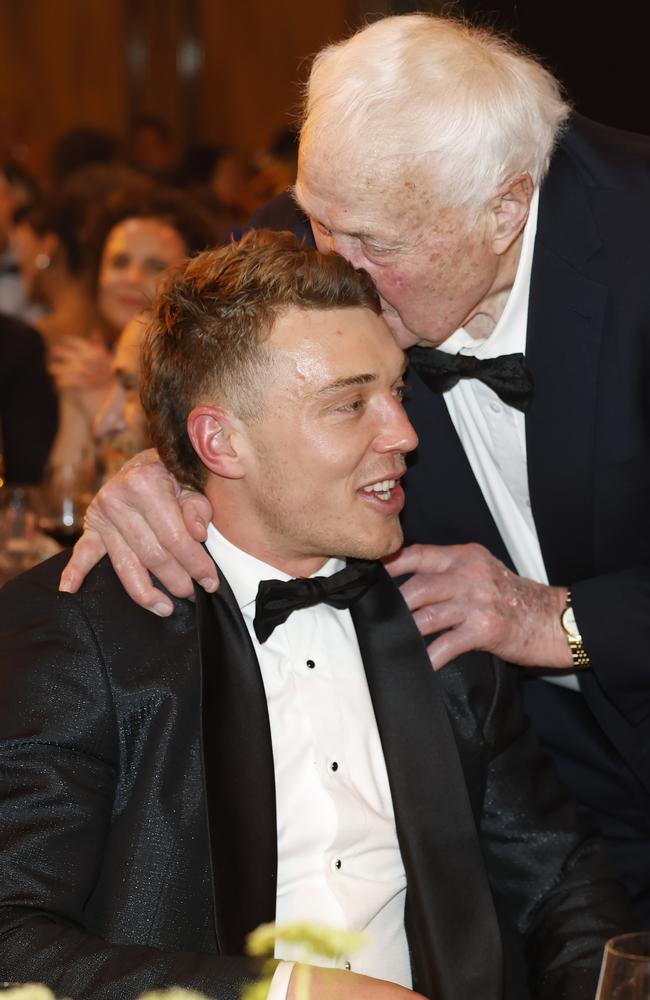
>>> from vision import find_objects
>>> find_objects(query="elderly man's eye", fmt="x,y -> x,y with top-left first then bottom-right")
363,242 -> 394,258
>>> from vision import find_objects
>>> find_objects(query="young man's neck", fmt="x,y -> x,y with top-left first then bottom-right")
208,488 -> 330,579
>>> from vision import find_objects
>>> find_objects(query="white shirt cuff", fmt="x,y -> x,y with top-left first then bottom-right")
267,960 -> 296,1000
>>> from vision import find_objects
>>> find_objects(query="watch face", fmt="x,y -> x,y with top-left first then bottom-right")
562,606 -> 579,639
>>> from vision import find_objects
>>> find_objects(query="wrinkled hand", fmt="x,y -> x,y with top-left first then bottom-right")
288,966 -> 426,1000
59,449 -> 218,615
48,334 -> 114,391
384,543 -> 571,671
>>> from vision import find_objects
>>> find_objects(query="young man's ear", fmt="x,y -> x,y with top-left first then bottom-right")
187,406 -> 246,480
489,171 -> 534,255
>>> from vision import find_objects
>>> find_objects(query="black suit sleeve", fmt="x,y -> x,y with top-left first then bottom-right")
0,567 -> 264,1000
572,569 -> 650,724
442,657 -> 629,1000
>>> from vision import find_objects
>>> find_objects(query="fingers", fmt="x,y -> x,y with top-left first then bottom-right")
59,530 -> 108,593
426,627 -> 476,671
58,449 -> 219,613
95,523 -> 178,616
398,571 -> 456,612
57,520 -> 181,619
410,598 -> 460,638
179,489 -> 213,543
93,493 -> 211,602
383,544 -> 426,576
383,543 -> 452,577
90,452 -> 217,605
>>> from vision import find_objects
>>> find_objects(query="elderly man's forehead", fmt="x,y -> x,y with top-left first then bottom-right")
296,162 -> 432,241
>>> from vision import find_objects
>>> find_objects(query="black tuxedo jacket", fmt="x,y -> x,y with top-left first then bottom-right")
402,116 -> 650,802
0,552 -> 627,1000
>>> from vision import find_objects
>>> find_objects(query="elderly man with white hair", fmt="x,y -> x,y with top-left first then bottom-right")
61,15 -> 650,925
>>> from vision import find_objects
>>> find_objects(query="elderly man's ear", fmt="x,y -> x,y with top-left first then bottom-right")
187,406 -> 247,480
489,171 -> 534,255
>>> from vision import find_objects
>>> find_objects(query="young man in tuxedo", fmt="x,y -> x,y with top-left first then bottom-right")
0,231 -> 627,1000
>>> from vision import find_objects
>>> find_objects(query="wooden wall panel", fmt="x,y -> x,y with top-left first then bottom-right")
196,2 -> 356,152
0,0 -> 370,175
0,0 -> 127,176
124,0 -> 190,149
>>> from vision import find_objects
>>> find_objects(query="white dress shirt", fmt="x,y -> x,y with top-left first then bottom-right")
436,190 -> 579,692
205,524 -> 412,995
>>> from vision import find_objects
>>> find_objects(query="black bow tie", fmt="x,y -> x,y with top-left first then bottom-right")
253,561 -> 377,644
409,346 -> 534,412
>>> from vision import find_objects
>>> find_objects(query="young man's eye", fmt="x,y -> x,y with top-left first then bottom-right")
393,383 -> 410,402
338,398 -> 364,413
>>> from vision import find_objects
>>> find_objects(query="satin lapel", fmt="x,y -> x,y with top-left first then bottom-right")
195,577 -> 277,954
403,370 -> 514,567
526,154 -> 608,584
351,565 -> 503,1000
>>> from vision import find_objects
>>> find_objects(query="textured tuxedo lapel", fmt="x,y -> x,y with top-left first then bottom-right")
526,144 -> 607,584
351,565 -> 503,1000
195,577 -> 277,954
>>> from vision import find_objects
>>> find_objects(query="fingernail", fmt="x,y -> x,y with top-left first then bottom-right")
59,573 -> 73,593
200,577 -> 217,593
196,522 -> 208,540
152,602 -> 172,617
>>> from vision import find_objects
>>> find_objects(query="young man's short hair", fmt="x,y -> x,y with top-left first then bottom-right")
141,228 -> 381,490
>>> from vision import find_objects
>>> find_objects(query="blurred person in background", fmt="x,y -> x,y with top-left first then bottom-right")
129,114 -> 178,185
50,127 -> 118,187
0,314 -> 57,486
0,165 -> 41,322
11,167 -> 151,492
182,142 -> 253,242
93,313 -> 150,482
247,127 -> 299,215
11,166 -> 145,349
44,184 -> 217,481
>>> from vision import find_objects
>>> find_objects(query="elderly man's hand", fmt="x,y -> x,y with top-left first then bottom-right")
384,543 -> 572,671
59,449 -> 218,615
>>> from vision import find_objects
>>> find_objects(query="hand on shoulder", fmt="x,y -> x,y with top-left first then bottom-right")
59,448 -> 218,615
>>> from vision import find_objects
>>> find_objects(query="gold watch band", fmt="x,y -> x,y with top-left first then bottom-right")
562,591 -> 591,669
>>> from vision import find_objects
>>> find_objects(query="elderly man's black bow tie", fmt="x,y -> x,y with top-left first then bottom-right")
253,562 -> 377,643
409,346 -> 534,412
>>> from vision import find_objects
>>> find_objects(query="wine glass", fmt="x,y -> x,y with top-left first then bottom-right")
0,484 -> 61,585
38,460 -> 96,546
597,933 -> 650,998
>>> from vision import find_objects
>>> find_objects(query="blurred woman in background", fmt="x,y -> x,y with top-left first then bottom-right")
15,180 -> 217,487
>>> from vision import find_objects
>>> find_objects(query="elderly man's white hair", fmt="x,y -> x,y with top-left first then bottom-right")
300,14 -> 571,212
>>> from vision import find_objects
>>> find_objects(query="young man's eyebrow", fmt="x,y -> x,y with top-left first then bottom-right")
315,358 -> 408,398
314,373 -> 377,397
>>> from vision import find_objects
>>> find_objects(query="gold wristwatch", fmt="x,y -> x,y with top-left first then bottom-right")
560,590 -> 590,669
